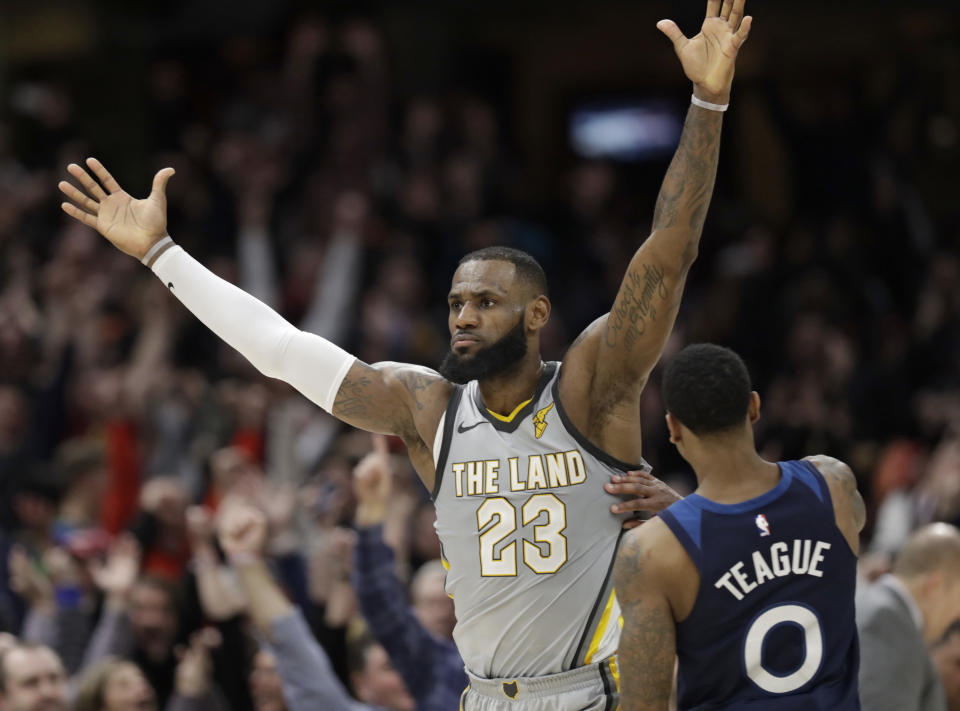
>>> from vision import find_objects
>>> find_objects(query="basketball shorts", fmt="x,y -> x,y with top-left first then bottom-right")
460,656 -> 619,711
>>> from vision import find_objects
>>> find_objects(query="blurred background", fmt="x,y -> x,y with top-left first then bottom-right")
0,0 -> 959,707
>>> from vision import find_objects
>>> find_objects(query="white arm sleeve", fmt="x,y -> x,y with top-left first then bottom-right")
151,244 -> 355,413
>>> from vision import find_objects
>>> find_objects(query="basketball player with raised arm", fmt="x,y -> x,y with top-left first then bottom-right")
615,344 -> 865,711
58,3 -> 751,708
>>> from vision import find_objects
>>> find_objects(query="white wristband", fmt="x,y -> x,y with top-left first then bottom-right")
141,236 -> 174,265
691,94 -> 729,112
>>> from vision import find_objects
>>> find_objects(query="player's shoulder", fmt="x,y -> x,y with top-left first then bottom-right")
802,454 -> 856,489
371,361 -> 454,436
615,517 -> 686,600
803,453 -> 866,542
373,361 -> 450,393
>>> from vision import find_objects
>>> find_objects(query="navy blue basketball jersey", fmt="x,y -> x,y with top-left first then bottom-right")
657,460 -> 860,710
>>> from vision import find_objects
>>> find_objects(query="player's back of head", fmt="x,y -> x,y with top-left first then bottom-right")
663,343 -> 751,435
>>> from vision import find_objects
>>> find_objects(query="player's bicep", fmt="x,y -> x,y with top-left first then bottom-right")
615,531 -> 677,711
599,231 -> 696,386
332,361 -> 444,439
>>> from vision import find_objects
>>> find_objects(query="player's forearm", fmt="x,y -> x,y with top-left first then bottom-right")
149,243 -> 355,412
618,620 -> 674,711
650,100 -> 723,244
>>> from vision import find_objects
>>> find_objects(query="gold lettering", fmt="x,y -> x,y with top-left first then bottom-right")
545,453 -> 567,488
467,461 -> 484,496
452,462 -> 465,498
527,455 -> 548,490
484,460 -> 500,494
566,451 -> 587,485
509,457 -> 523,492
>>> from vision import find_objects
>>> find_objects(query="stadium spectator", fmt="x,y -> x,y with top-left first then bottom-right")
0,643 -> 68,711
857,523 -> 960,711
931,621 -> 960,711
351,435 -> 464,711
217,497 -> 413,711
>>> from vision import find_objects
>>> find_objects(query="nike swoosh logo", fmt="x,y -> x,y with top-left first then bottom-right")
457,421 -> 488,434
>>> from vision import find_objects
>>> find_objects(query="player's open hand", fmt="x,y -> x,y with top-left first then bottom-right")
58,158 -> 175,261
606,470 -> 682,529
657,0 -> 753,103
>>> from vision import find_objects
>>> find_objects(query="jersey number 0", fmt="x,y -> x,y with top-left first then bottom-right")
476,494 -> 568,576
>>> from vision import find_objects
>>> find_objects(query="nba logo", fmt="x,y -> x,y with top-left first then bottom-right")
755,514 -> 771,537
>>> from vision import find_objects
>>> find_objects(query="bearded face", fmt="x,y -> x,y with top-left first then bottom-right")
439,315 -> 527,384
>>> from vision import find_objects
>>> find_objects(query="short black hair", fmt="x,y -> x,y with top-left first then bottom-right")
458,247 -> 548,297
663,344 -> 752,435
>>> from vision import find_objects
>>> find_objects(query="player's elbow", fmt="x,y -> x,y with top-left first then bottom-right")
247,328 -> 298,380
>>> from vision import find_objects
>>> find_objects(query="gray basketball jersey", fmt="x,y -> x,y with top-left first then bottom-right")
432,362 -> 651,679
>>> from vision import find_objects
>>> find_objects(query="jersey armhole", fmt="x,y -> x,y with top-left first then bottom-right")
658,507 -> 703,569
550,375 -> 651,473
432,412 -> 446,468
654,510 -> 702,624
431,385 -> 464,500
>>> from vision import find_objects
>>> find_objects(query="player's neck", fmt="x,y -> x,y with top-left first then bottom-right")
477,352 -> 545,417
689,441 -> 780,504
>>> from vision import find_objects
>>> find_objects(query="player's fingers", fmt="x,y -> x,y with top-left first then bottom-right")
605,481 -> 655,497
61,202 -> 99,229
706,0 -> 721,18
67,163 -> 107,201
86,157 -> 122,194
613,469 -> 656,482
656,20 -> 687,49
150,167 -> 175,200
728,0 -> 745,29
720,0 -> 734,20
622,519 -> 645,530
732,16 -> 753,49
611,498 -> 656,514
58,181 -> 99,214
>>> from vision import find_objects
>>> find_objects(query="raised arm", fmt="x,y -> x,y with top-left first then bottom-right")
217,501 -> 369,711
59,160 -> 449,487
574,1 -> 752,401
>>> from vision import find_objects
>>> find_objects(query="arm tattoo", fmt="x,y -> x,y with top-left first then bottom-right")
393,369 -> 435,411
332,365 -> 377,419
652,106 -> 723,236
615,536 -> 676,711
606,264 -> 669,348
603,109 -> 721,354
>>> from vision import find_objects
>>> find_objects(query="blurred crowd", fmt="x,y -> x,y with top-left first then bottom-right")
0,6 -> 958,711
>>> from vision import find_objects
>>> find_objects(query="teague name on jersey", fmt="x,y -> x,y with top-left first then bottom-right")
714,539 -> 832,601
450,450 -> 588,497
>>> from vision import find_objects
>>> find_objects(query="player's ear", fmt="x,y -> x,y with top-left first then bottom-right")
527,295 -> 550,330
665,413 -> 683,444
748,391 -> 761,424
